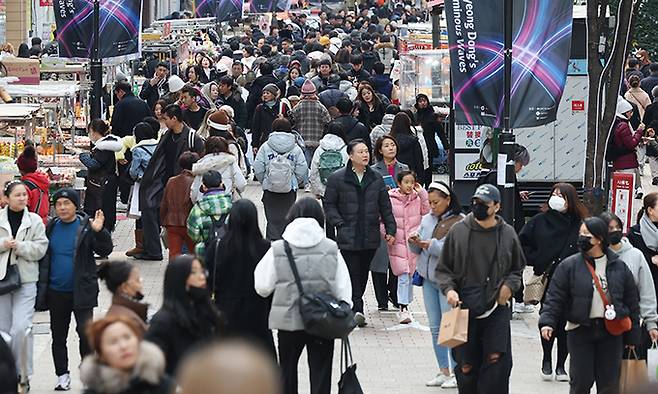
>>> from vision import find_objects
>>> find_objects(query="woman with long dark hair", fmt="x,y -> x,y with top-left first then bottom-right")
255,197 -> 352,394
206,199 -> 275,357
145,255 -> 223,374
519,183 -> 587,381
356,84 -> 386,129
390,113 -> 425,177
539,217 -> 640,393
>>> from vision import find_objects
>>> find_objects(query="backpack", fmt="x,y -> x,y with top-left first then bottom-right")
267,151 -> 295,193
204,212 -> 229,249
318,148 -> 345,185
605,121 -> 633,162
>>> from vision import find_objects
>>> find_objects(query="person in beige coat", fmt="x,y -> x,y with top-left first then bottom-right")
0,180 -> 49,390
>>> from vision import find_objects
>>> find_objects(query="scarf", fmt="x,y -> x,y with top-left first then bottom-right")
640,213 -> 658,251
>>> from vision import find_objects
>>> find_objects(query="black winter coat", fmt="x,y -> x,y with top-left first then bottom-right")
626,223 -> 658,305
251,100 -> 290,149
246,74 -> 281,122
139,126 -> 204,209
538,250 -> 641,345
36,213 -> 114,311
393,133 -> 425,177
323,161 -> 396,251
318,87 -> 347,109
110,94 -> 152,137
519,210 -> 580,275
216,90 -> 248,129
330,115 -> 371,153
139,80 -> 169,114
357,100 -> 386,130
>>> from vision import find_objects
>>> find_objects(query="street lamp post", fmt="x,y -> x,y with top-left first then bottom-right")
90,0 -> 103,120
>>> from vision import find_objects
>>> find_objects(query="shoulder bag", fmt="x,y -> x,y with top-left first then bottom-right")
338,337 -> 363,394
585,259 -> 632,336
283,241 -> 356,339
0,262 -> 21,295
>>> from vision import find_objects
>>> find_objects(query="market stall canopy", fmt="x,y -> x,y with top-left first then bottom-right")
0,104 -> 41,119
1,81 -> 80,98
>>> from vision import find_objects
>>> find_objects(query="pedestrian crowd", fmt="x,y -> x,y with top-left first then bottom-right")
1,4 -> 658,394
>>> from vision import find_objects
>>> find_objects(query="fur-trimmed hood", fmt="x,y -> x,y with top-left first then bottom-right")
93,134 -> 124,153
190,152 -> 236,176
80,341 -> 166,394
374,42 -> 395,50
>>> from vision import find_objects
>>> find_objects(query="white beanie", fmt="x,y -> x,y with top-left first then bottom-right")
168,75 -> 185,93
616,96 -> 633,118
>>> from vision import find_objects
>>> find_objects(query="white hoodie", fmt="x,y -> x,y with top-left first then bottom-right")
613,237 -> 658,331
309,134 -> 349,197
190,152 -> 247,203
254,217 -> 352,307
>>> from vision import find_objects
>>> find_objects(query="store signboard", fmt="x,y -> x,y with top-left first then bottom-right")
54,0 -> 143,59
611,172 -> 634,234
40,0 -> 53,6
454,124 -> 487,150
454,153 -> 483,181
444,0 -> 573,128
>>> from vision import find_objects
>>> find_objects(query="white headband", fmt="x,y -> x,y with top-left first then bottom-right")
207,119 -> 230,131
428,182 -> 450,196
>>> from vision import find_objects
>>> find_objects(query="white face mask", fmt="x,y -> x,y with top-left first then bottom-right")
548,195 -> 567,212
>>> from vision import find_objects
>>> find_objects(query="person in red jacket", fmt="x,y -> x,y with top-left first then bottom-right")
612,97 -> 646,199
16,144 -> 50,224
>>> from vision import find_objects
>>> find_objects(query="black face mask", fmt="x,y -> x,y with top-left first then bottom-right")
133,291 -> 145,302
471,202 -> 490,221
577,235 -> 594,252
609,230 -> 623,245
188,286 -> 209,301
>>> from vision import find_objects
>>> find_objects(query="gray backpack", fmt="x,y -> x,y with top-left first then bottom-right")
267,150 -> 295,193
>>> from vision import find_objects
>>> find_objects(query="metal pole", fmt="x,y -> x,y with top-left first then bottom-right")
499,0 -> 516,226
431,5 -> 442,49
90,0 -> 103,120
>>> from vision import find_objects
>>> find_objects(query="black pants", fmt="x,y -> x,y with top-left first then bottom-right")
341,249 -> 376,313
48,289 -> 93,376
141,206 -> 162,258
117,162 -> 132,204
262,190 -> 296,241
541,316 -> 568,369
567,320 -> 623,394
452,305 -> 513,394
278,330 -> 334,394
372,268 -> 398,309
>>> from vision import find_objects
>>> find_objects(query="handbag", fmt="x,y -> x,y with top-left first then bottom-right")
412,271 -> 423,287
0,261 -> 21,296
338,337 -> 363,394
619,348 -> 648,393
523,272 -> 548,305
283,241 -> 357,339
585,258 -> 632,336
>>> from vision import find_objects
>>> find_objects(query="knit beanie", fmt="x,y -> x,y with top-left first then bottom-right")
262,83 -> 280,96
52,188 -> 80,208
301,79 -> 317,96
16,145 -> 37,173
207,110 -> 230,131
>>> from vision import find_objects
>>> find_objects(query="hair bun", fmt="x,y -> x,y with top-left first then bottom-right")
22,144 -> 36,159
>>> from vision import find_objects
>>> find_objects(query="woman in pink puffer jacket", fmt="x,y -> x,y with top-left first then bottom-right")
383,170 -> 430,324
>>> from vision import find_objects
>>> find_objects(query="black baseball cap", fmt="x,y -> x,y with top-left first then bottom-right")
472,184 -> 501,203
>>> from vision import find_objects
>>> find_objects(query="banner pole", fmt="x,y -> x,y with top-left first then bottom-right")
90,0 -> 103,120
499,0 -> 516,226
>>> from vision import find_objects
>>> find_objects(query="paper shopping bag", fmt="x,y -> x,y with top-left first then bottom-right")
648,343 -> 658,383
438,306 -> 469,348
127,182 -> 141,219
619,348 -> 648,393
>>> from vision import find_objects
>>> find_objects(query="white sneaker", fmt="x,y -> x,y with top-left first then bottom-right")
426,374 -> 451,387
55,373 -> 71,391
513,302 -> 535,313
398,310 -> 412,324
441,376 -> 458,389
355,312 -> 367,327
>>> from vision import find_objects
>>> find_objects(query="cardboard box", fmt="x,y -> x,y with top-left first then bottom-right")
3,58 -> 40,85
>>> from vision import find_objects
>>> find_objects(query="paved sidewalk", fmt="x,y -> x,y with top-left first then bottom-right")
29,172 -> 653,394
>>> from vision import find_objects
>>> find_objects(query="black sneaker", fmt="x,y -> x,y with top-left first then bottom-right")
653,177 -> 658,186
541,361 -> 552,381
555,366 -> 569,382
133,253 -> 163,261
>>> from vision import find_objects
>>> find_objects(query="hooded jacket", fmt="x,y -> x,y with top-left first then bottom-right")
246,73 -> 280,121
80,135 -> 123,181
21,171 -> 50,225
539,250 -> 641,346
612,237 -> 658,331
190,152 -> 247,203
0,207 -> 48,283
36,213 -> 114,311
370,114 -> 394,148
374,42 -> 397,74
251,100 -> 291,149
80,341 -> 172,394
254,217 -> 352,331
323,161 -> 396,251
436,213 -> 525,310
129,139 -> 158,181
612,115 -> 643,171
385,188 -> 430,275
309,134 -> 349,197
253,132 -> 308,193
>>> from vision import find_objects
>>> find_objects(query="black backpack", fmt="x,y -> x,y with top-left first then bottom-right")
605,121 -> 634,162
205,213 -> 229,249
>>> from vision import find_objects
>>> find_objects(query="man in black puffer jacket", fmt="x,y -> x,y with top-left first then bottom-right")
323,140 -> 396,327
330,98 -> 371,152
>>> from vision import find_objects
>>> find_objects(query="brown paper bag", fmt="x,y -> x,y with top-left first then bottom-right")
619,348 -> 648,394
438,306 -> 469,348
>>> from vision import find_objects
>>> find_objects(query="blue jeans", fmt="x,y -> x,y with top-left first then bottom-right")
397,273 -> 413,306
423,280 -> 455,370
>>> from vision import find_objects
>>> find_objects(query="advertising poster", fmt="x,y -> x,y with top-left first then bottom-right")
454,124 -> 488,150
444,0 -> 572,128
246,0 -> 291,13
194,0 -> 215,17
454,153 -> 483,181
217,0 -> 243,22
611,172 -> 634,234
54,0 -> 142,59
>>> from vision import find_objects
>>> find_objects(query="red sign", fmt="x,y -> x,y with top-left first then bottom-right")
163,22 -> 172,39
572,100 -> 585,112
611,172 -> 635,234
40,0 -> 53,6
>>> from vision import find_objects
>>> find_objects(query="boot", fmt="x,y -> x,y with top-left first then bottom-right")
125,230 -> 143,257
